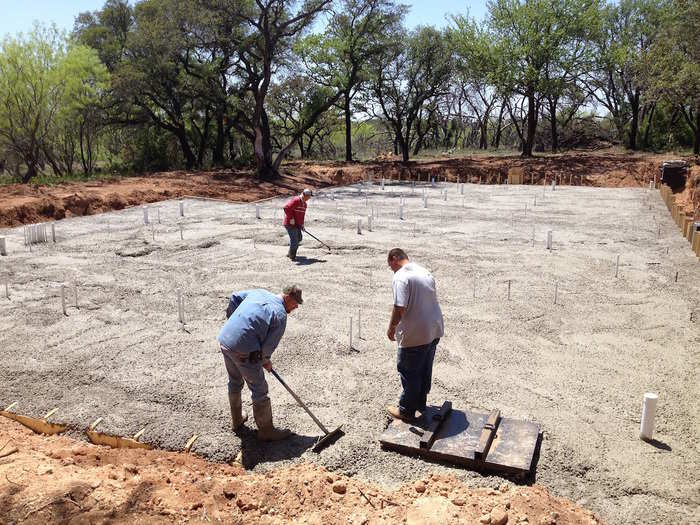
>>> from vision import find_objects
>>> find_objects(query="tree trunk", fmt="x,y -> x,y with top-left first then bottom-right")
298,137 -> 305,159
628,90 -> 640,150
694,107 -> 700,155
22,162 -> 38,183
255,108 -> 276,180
522,87 -> 537,157
344,92 -> 352,161
549,96 -> 559,152
80,121 -> 88,174
213,111 -> 225,165
177,129 -> 197,170
493,101 -> 505,148
642,104 -> 655,149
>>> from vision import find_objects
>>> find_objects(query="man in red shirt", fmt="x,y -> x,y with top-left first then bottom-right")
283,189 -> 312,260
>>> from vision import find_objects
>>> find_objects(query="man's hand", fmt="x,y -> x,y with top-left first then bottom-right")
386,325 -> 396,341
263,360 -> 272,372
290,218 -> 295,225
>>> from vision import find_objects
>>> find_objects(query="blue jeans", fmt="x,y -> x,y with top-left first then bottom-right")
285,225 -> 302,258
221,345 -> 269,403
397,338 -> 439,416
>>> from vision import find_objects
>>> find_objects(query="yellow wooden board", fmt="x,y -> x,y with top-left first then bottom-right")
0,410 -> 67,435
86,430 -> 153,450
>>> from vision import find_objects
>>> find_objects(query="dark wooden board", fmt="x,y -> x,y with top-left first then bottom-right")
379,405 -> 540,475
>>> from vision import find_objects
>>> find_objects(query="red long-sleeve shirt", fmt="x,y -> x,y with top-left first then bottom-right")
283,195 -> 307,227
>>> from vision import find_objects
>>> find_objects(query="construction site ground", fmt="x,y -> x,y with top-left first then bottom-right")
0,152 -> 699,524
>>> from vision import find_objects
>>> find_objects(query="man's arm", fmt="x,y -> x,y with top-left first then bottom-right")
260,314 -> 287,362
283,197 -> 297,225
226,290 -> 250,319
387,305 -> 405,341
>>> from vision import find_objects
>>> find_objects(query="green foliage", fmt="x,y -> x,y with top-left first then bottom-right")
0,24 -> 109,182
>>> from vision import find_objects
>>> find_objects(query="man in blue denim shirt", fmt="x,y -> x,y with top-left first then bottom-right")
385,248 -> 444,422
218,285 -> 303,441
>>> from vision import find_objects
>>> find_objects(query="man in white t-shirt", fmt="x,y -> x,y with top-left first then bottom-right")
385,248 -> 444,422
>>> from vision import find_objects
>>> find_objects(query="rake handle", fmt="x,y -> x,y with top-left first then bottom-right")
302,229 -> 331,250
270,368 -> 329,435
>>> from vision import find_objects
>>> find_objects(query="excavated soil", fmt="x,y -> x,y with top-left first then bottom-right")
1,152 -> 696,228
0,177 -> 698,524
0,417 -> 602,524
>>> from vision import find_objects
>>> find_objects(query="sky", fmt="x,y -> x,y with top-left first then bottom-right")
0,0 -> 488,40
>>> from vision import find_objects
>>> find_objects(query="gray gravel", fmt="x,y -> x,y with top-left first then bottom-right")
1,181 -> 698,524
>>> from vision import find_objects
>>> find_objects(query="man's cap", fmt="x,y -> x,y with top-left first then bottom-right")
302,188 -> 313,197
283,284 -> 303,304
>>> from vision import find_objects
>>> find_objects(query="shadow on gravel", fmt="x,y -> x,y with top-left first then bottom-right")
294,256 -> 327,265
237,426 -> 317,469
643,438 -> 672,451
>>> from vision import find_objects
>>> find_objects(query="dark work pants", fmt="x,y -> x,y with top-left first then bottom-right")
285,225 -> 302,258
397,338 -> 439,417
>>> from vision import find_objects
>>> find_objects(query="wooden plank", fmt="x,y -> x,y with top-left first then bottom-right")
474,409 -> 501,460
86,430 -> 153,450
379,405 -> 540,476
0,411 -> 67,435
419,401 -> 452,449
184,434 -> 199,453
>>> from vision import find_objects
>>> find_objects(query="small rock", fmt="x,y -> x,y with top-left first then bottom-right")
488,489 -> 500,496
505,500 -> 511,509
223,486 -> 236,499
451,496 -> 466,506
332,481 -> 347,494
520,516 -> 529,523
191,501 -> 203,510
490,508 -> 509,525
125,464 -> 139,475
326,474 -> 334,483
479,514 -> 491,524
38,466 -> 53,475
90,480 -> 102,489
500,483 -> 510,493
415,481 -> 426,493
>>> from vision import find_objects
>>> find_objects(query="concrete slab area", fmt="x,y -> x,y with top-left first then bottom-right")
0,182 -> 698,524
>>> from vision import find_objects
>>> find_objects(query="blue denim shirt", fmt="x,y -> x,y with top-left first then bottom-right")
217,289 -> 287,358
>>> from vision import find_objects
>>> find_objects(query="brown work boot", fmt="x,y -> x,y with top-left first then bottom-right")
386,405 -> 415,422
228,391 -> 248,431
253,398 -> 292,441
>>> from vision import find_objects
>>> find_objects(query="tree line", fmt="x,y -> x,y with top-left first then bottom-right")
0,0 -> 698,183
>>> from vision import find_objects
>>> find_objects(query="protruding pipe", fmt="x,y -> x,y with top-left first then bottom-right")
640,393 -> 658,441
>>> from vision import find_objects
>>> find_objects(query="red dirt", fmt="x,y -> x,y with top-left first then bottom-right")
1,152 -> 695,229
0,417 -> 601,524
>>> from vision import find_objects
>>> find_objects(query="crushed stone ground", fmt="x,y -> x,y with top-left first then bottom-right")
0,180 -> 698,524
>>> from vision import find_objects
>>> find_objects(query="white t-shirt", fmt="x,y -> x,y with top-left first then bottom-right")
392,262 -> 444,348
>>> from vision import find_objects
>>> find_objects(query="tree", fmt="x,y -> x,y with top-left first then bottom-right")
364,26 -> 453,162
586,0 -> 667,150
298,0 -> 405,161
210,0 -> 333,179
488,0 -> 602,156
0,25 -> 108,182
647,0 -> 700,153
449,14 -> 501,150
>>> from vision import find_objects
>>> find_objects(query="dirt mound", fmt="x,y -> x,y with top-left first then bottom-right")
0,152 -> 681,228
0,418 -> 601,524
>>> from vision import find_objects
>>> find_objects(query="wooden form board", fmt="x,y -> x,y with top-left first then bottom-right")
379,405 -> 540,475
0,410 -> 67,435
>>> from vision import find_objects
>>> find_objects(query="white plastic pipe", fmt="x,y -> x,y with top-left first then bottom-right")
423,195 -> 428,208
381,178 -> 385,190
546,230 -> 553,250
157,208 -> 161,224
399,205 -> 404,220
0,237 -> 6,256
4,282 -> 8,299
255,204 -> 261,219
358,309 -> 361,339
180,224 -> 184,240
615,255 -> 620,278
554,282 -> 558,305
61,285 -> 67,316
177,289 -> 185,324
460,183 -> 464,195
179,200 -> 185,217
640,392 -> 658,441
349,316 -> 353,349
357,219 -> 362,234
367,215 -> 372,231
51,223 -> 56,243
74,285 -> 79,309
143,207 -> 149,225
552,180 -> 556,191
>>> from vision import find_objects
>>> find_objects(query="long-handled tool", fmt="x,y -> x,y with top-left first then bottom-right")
270,368 -> 344,452
302,228 -> 332,252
